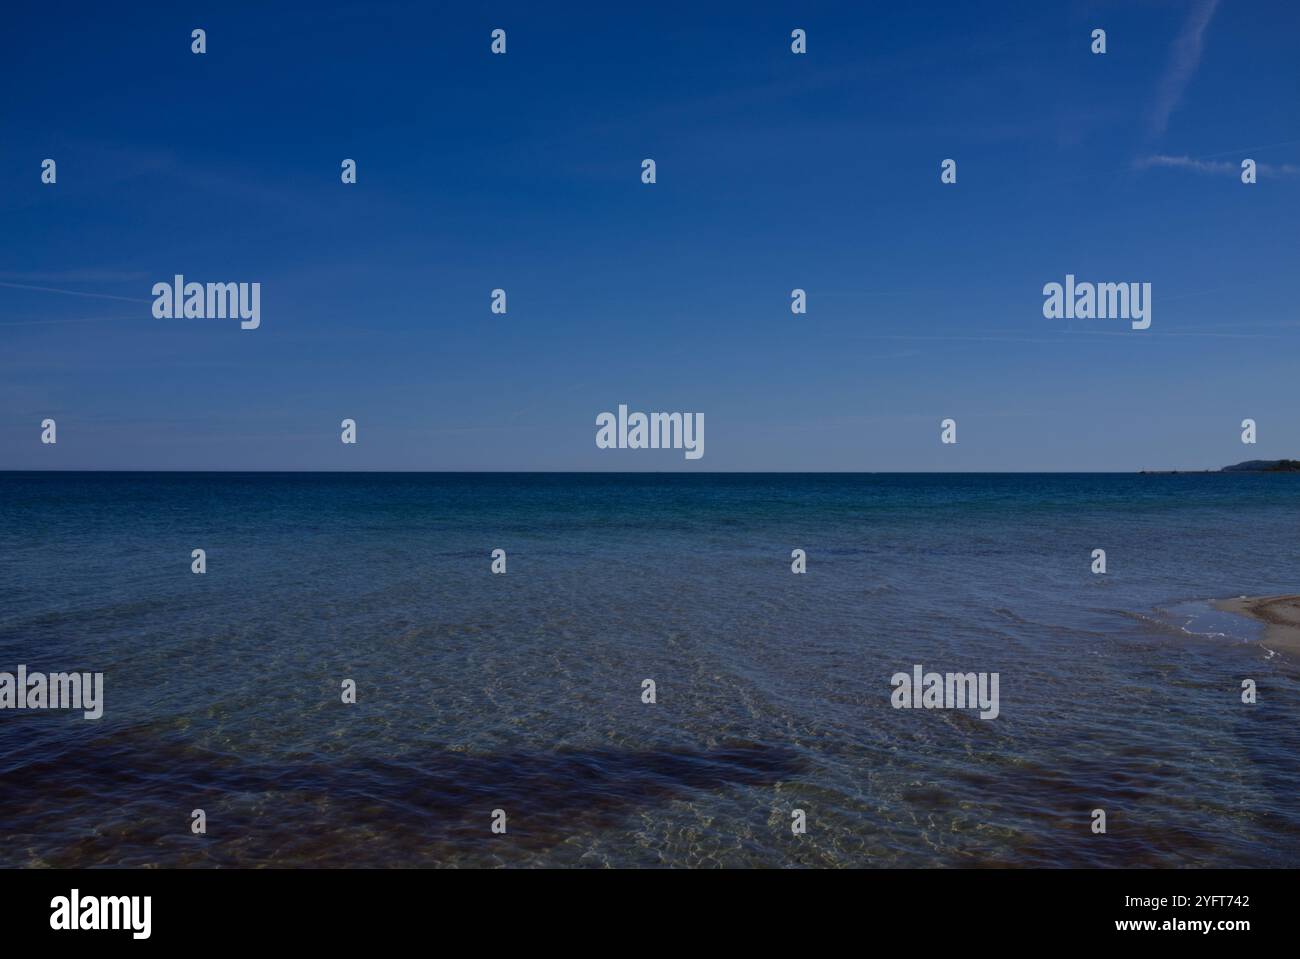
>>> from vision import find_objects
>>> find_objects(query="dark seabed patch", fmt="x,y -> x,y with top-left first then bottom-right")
0,725 -> 805,866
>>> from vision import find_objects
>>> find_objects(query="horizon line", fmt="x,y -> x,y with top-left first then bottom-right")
0,467 -> 1272,476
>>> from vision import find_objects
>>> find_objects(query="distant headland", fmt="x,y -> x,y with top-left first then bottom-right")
1220,459 -> 1300,472
1140,459 -> 1300,474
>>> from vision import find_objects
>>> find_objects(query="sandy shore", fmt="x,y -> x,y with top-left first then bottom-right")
1215,595 -> 1300,653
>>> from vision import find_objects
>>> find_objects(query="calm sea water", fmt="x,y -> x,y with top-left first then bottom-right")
1,472 -> 1297,868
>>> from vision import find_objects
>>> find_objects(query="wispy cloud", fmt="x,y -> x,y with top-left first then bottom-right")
1146,0 -> 1221,140
1135,154 -> 1300,176
0,269 -> 149,284
0,281 -> 149,303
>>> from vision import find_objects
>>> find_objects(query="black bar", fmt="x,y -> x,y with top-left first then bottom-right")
1,868 -> 1281,945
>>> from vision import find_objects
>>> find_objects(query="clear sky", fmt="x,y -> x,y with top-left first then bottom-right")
2,0 -> 1297,470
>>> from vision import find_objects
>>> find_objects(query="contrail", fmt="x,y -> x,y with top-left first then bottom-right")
0,280 -> 149,303
1147,0 -> 1221,139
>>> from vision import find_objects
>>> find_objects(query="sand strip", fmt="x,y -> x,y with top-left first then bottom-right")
1215,595 -> 1300,653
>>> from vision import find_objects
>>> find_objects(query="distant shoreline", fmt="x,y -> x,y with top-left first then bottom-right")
1216,596 -> 1300,653
1141,459 -> 1300,474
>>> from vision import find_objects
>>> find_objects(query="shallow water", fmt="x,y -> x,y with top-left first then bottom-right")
1,472 -> 1297,867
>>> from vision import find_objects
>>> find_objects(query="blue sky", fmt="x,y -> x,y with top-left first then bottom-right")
2,0 -> 1297,470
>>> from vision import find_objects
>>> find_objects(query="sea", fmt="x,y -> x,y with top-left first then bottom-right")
1,472 -> 1297,867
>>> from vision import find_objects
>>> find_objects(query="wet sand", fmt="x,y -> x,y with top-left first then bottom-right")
1215,595 -> 1300,653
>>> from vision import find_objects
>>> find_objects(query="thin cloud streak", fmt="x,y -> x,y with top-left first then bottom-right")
1135,154 -> 1300,176
1146,0 -> 1220,140
0,281 -> 149,303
